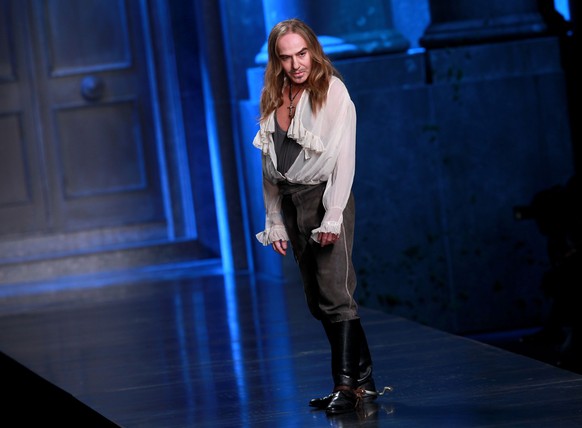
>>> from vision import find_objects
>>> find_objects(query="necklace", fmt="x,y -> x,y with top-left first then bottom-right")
288,83 -> 302,118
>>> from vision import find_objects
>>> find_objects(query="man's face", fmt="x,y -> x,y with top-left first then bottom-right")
277,33 -> 312,85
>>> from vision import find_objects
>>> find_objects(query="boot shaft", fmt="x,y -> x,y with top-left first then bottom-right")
325,319 -> 363,388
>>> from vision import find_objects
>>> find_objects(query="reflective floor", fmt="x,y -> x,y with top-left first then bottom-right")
1,269 -> 582,427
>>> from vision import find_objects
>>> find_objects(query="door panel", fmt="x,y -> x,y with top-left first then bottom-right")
0,0 -> 47,236
44,0 -> 131,75
54,100 -> 161,229
57,102 -> 146,198
0,115 -> 29,206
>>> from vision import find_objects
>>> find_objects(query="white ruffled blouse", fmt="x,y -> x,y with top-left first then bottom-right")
253,76 -> 357,245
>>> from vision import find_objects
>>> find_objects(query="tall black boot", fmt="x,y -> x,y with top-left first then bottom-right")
323,319 -> 362,414
309,319 -> 375,409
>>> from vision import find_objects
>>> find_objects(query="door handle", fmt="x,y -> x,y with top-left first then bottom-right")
81,75 -> 105,101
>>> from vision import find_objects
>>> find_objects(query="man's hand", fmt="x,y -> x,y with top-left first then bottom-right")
272,239 -> 288,256
318,232 -> 339,247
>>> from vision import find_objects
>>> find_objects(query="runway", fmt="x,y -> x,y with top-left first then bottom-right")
1,267 -> 582,427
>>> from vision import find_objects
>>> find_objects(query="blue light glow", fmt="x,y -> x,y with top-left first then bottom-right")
554,0 -> 571,20
198,54 -> 234,274
223,273 -> 250,426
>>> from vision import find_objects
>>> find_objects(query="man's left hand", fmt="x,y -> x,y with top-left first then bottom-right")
318,232 -> 339,247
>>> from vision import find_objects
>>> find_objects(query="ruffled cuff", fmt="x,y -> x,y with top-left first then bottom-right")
255,225 -> 289,246
310,220 -> 342,243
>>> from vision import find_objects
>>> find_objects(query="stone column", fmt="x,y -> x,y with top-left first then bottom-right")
420,0 -> 549,48
255,0 -> 409,63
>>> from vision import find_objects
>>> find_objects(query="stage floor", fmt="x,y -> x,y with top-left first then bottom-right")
1,269 -> 582,427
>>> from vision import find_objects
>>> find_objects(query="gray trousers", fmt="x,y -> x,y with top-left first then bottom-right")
280,182 -> 359,323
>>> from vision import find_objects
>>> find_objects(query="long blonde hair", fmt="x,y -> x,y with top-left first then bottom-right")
259,18 -> 341,122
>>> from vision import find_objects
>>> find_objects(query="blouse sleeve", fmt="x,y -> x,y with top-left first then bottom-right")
255,165 -> 289,246
310,79 -> 357,242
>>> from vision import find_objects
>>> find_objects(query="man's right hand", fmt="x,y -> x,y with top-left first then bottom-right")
272,239 -> 288,256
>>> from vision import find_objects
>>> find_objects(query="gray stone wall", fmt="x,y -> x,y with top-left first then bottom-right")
338,37 -> 573,334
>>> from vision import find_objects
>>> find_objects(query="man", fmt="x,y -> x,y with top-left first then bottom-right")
253,18 -> 387,414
